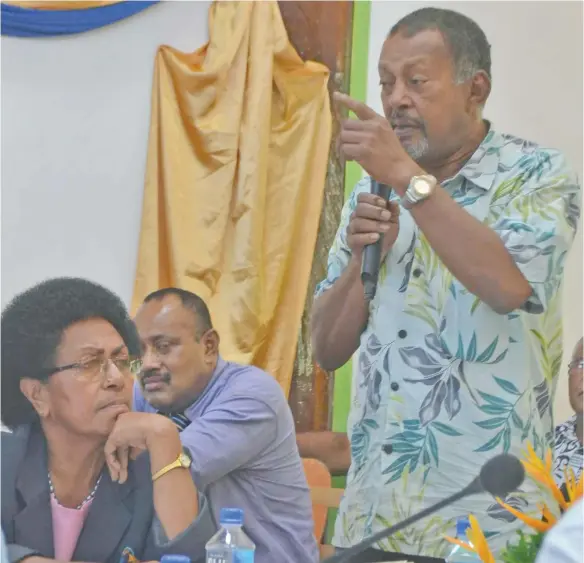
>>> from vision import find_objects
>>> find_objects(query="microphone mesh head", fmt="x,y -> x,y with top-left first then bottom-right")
480,453 -> 525,498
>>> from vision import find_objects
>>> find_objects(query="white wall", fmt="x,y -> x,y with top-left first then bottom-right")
367,1 -> 583,422
1,0 -> 211,307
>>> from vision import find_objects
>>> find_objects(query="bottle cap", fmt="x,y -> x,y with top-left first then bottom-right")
220,507 -> 244,525
456,517 -> 471,537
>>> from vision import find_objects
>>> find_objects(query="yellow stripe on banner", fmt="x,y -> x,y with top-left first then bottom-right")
3,1 -> 122,10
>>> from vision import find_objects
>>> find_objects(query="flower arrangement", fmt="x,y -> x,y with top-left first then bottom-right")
445,443 -> 583,563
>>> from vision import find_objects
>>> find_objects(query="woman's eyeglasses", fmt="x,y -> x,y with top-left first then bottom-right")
46,357 -> 143,382
568,359 -> 584,371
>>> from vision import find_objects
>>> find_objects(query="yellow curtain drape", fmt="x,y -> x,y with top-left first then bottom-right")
132,0 -> 332,396
3,1 -> 121,9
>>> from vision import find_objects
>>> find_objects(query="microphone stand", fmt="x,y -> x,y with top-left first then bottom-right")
322,478 -> 483,563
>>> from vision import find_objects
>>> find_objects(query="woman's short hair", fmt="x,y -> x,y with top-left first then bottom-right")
1,277 -> 140,429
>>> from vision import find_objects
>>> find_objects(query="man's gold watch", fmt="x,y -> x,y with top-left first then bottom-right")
152,450 -> 192,482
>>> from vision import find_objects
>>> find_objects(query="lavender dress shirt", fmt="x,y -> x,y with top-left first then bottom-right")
133,358 -> 318,563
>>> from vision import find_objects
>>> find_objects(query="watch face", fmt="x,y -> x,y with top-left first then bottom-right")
414,177 -> 432,196
179,452 -> 192,468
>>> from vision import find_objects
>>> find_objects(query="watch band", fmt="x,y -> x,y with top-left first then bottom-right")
152,451 -> 192,482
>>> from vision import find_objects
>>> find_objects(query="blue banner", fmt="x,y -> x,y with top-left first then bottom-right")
1,1 -> 159,37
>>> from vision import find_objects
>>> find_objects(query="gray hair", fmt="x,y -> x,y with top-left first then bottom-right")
390,7 -> 492,84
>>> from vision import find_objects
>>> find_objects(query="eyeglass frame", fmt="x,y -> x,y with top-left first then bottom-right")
44,356 -> 143,380
568,359 -> 584,371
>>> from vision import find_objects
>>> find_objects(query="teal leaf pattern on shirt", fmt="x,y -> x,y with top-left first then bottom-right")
321,132 -> 581,557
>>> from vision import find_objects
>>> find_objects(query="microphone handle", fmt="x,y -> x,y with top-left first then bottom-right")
361,180 -> 391,301
322,480 -> 481,563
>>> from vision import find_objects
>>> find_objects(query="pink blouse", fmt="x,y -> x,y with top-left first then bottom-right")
50,496 -> 94,562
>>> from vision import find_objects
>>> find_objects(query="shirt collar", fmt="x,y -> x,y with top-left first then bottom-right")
447,123 -> 505,192
183,355 -> 227,415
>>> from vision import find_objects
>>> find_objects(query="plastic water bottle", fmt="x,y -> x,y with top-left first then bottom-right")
160,557 -> 190,563
206,508 -> 255,563
445,517 -> 482,562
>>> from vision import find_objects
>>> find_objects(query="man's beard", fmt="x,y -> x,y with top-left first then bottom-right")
403,136 -> 430,161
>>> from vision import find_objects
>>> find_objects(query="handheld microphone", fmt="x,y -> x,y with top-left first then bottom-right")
322,453 -> 525,563
361,179 -> 392,301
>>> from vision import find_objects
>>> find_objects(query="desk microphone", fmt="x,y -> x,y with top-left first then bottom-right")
322,453 -> 525,563
361,179 -> 392,301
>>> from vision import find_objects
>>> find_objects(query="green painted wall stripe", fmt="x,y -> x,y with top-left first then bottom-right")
332,0 -> 371,436
327,0 -> 371,543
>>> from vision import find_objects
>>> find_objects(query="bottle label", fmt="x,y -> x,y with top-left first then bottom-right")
233,550 -> 254,563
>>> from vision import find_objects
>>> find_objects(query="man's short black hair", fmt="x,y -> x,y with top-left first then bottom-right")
390,7 -> 492,82
1,277 -> 140,429
143,288 -> 213,338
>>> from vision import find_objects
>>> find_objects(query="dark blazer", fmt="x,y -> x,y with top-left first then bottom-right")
1,425 -> 216,563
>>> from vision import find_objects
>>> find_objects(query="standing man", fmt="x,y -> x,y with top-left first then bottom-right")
312,7 -> 581,562
133,288 -> 318,563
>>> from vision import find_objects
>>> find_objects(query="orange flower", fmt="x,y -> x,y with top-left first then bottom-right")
495,497 -> 555,533
563,466 -> 583,504
522,443 -> 568,511
444,515 -> 495,563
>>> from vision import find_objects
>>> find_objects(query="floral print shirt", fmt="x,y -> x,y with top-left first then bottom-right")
553,415 -> 583,487
316,129 -> 581,559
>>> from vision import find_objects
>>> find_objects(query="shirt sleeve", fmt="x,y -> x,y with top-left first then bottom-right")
144,493 -> 216,563
314,178 -> 371,298
489,150 -> 581,314
535,498 -> 583,563
179,392 -> 278,489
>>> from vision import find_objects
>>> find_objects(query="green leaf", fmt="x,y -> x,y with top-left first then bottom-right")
393,430 -> 425,442
474,417 -> 508,430
478,391 -> 513,407
456,334 -> 464,359
480,404 -> 511,415
511,411 -> 524,430
502,425 -> 511,452
470,296 -> 481,315
466,332 -> 477,361
474,429 -> 504,452
403,419 -> 421,431
390,442 -> 420,454
427,430 -> 439,465
494,376 -> 521,395
431,421 -> 463,436
476,336 -> 499,363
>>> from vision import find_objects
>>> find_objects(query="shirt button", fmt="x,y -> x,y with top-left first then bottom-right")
391,382 -> 399,391
412,268 -> 423,278
382,443 -> 393,455
398,329 -> 407,339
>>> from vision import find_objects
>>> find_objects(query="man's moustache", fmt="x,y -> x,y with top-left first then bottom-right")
140,370 -> 172,385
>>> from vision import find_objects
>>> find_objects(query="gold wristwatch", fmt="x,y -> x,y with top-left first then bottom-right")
401,174 -> 437,209
152,449 -> 192,482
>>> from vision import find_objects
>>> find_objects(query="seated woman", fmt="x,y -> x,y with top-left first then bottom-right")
1,278 -> 215,563
552,337 -> 583,490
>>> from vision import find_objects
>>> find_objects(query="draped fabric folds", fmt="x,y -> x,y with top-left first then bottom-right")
1,0 -> 158,37
132,0 -> 332,396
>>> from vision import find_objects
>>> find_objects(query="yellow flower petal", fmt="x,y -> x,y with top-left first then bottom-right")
496,498 -> 552,533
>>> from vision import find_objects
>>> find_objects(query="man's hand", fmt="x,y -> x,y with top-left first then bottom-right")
347,193 -> 400,260
104,412 -> 180,484
335,92 -> 421,192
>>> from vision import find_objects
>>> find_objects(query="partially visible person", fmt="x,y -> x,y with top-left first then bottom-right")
535,498 -> 583,563
296,431 -> 351,475
1,529 -> 8,563
553,337 -> 583,488
133,288 -> 318,563
1,278 -> 214,563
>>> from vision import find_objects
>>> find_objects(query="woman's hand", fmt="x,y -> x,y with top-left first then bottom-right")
104,412 -> 181,483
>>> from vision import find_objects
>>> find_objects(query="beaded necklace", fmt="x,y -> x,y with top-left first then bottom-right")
48,472 -> 102,510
